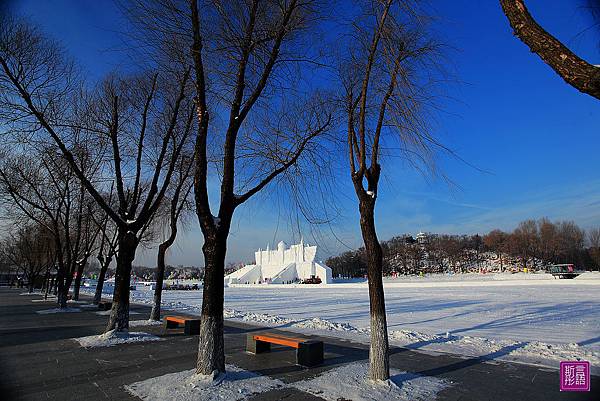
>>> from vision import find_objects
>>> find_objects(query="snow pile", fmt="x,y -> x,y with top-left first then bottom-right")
36,307 -> 81,314
31,297 -> 57,303
292,317 -> 366,334
516,341 -> 599,366
124,365 -> 285,401
80,304 -> 100,309
388,329 -> 443,344
293,362 -> 449,401
67,300 -> 89,305
75,329 -> 163,348
95,310 -> 141,316
129,319 -> 164,327
576,271 -> 600,280
224,309 -> 292,326
224,309 -> 365,334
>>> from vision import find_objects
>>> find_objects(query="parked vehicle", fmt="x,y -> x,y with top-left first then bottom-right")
301,276 -> 322,284
548,264 -> 581,279
164,282 -> 201,291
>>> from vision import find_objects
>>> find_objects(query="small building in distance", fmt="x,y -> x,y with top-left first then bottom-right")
416,231 -> 428,244
224,240 -> 333,285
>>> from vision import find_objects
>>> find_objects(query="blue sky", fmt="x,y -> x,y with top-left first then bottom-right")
9,0 -> 600,266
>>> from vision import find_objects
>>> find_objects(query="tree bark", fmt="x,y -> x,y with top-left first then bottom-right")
62,270 -> 76,304
41,270 -> 48,292
55,265 -> 68,308
93,255 -> 112,305
105,230 -> 138,333
150,240 -> 172,321
499,0 -> 600,100
358,198 -> 390,382
44,271 -> 51,299
72,261 -> 86,301
196,232 -> 227,376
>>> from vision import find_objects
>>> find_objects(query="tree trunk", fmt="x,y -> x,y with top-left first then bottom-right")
93,256 -> 111,305
55,266 -> 68,308
196,232 -> 226,376
105,230 -> 138,333
41,270 -> 48,292
72,261 -> 86,301
150,243 -> 169,321
64,269 -> 75,301
28,279 -> 34,294
44,271 -> 51,300
358,199 -> 390,382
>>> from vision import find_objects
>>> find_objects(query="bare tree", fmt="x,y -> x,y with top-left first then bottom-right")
510,219 -> 539,269
0,149 -> 99,307
186,0 -> 333,376
537,218 -> 559,266
587,227 -> 600,269
0,19 -> 195,332
150,154 -> 194,321
1,224 -> 55,293
71,202 -> 103,301
340,0 -> 445,381
483,229 -> 509,271
91,205 -> 119,305
499,0 -> 600,100
556,220 -> 585,264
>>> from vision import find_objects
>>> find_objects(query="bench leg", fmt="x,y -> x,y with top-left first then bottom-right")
297,341 -> 323,367
184,320 -> 200,335
246,333 -> 271,354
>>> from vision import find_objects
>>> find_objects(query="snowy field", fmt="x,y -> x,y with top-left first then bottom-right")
84,272 -> 600,373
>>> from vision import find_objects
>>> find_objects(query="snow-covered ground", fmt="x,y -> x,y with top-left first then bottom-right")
293,362 -> 449,401
125,365 -> 285,401
75,329 -> 163,348
83,272 -> 600,373
36,307 -> 82,314
127,362 -> 450,401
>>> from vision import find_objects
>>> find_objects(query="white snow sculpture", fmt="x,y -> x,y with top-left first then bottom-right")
225,240 -> 333,285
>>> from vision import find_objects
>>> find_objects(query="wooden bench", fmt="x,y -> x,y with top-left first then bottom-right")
97,301 -> 112,311
164,315 -> 200,335
246,332 -> 323,367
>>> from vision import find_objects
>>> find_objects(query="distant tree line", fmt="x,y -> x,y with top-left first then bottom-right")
0,222 -> 55,294
326,218 -> 600,278
130,265 -> 203,281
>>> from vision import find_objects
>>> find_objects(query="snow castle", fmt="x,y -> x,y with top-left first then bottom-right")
224,240 -> 333,285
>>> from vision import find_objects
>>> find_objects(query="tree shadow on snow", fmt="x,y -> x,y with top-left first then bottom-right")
577,335 -> 600,347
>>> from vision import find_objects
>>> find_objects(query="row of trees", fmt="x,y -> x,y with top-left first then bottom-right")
483,219 -> 597,271
0,223 -> 55,294
0,0 -> 340,381
327,218 -> 600,278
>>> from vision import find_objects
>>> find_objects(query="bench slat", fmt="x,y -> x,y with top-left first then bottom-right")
253,333 -> 307,349
254,333 -> 307,343
165,316 -> 189,324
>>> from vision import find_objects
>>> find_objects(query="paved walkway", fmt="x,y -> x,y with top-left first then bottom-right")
0,288 -> 597,400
